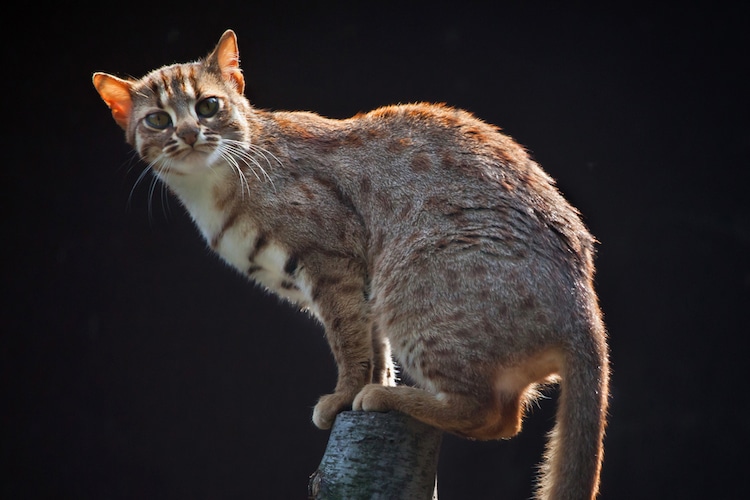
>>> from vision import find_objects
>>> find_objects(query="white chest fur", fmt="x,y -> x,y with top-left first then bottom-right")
161,166 -> 318,314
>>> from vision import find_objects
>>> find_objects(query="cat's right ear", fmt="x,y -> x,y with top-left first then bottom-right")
92,73 -> 133,130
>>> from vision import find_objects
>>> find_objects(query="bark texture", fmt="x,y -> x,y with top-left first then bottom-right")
309,411 -> 443,499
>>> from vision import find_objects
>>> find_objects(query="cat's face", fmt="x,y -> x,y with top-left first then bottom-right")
126,62 -> 250,175
93,30 -> 249,177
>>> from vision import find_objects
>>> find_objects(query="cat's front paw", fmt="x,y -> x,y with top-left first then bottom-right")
312,392 -> 354,429
353,384 -> 394,413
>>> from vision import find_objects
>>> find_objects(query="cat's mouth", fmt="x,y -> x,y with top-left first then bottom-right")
151,146 -> 217,176
171,144 -> 215,162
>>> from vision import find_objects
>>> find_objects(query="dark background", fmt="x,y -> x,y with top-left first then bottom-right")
3,1 -> 748,498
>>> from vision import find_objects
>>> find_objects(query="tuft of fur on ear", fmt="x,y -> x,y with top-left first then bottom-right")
92,72 -> 133,130
207,29 -> 245,94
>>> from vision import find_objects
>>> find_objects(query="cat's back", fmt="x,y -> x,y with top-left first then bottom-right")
339,103 -> 594,264
269,103 -> 538,192
341,103 -> 569,221
263,102 -> 593,273
352,102 -> 531,183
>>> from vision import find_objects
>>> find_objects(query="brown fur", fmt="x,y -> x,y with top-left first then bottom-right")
93,30 -> 609,499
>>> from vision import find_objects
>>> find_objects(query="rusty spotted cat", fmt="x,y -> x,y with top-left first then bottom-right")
93,30 -> 609,500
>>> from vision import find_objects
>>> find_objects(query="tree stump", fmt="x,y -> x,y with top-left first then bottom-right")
309,411 -> 444,500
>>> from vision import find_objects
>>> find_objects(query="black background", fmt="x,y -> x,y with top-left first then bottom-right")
3,1 -> 748,498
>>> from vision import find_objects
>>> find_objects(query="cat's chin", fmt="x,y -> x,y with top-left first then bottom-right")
176,147 -> 212,162
152,150 -> 216,177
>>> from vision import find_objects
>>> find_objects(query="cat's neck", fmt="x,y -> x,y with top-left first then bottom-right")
157,162 -> 235,242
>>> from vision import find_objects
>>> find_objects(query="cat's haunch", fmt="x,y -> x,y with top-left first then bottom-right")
94,29 -> 609,500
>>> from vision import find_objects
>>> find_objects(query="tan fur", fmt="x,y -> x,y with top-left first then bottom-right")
93,30 -> 609,499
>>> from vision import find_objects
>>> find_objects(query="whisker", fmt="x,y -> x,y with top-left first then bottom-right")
218,145 -> 252,200
147,165 -> 162,226
224,139 -> 278,192
128,163 -> 155,212
248,142 -> 285,171
224,143 -> 261,182
248,144 -> 281,193
147,157 -> 174,225
230,149 -> 263,183
246,144 -> 275,174
119,150 -> 141,177
221,144 -> 266,201
159,176 -> 171,220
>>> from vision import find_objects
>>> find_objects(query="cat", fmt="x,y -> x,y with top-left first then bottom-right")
93,30 -> 609,499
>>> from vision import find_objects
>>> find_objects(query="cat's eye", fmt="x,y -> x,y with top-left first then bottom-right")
144,111 -> 172,129
196,97 -> 220,118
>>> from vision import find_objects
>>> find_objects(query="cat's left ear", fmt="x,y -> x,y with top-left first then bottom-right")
92,72 -> 133,130
208,29 -> 245,94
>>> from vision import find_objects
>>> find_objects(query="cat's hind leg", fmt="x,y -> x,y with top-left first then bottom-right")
353,349 -> 562,440
352,383 -> 527,440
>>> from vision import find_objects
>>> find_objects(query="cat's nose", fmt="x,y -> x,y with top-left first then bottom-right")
177,126 -> 199,146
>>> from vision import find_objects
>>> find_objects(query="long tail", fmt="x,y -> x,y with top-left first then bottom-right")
536,327 -> 610,500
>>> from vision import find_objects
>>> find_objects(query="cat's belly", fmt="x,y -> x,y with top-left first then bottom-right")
211,224 -> 318,313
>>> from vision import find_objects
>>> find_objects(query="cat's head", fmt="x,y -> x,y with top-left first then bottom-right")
93,30 -> 250,176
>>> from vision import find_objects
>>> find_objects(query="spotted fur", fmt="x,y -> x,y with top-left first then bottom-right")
93,30 -> 609,499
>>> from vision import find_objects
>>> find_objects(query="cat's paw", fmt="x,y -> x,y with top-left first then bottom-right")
312,392 -> 354,429
353,384 -> 394,412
